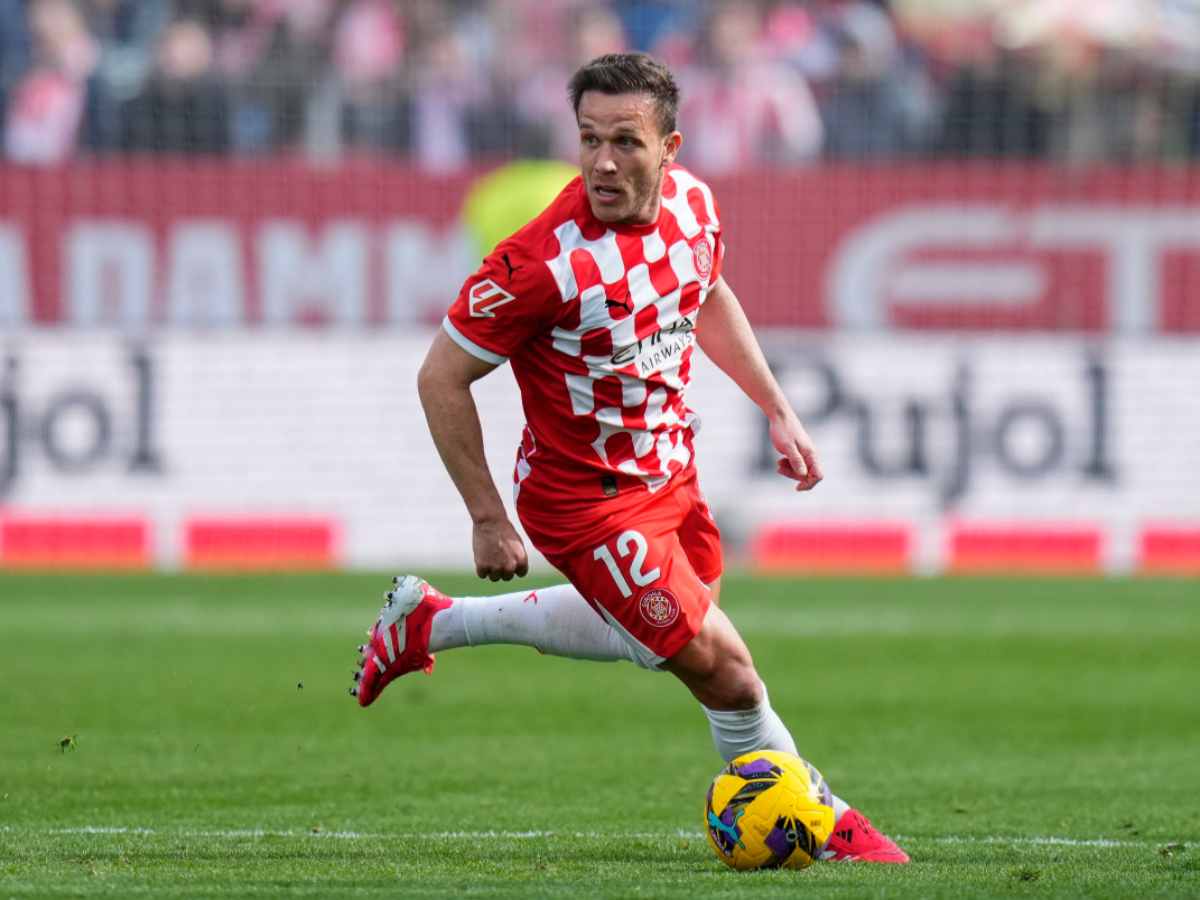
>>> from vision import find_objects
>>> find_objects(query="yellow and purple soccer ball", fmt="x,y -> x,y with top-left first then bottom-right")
704,750 -> 836,870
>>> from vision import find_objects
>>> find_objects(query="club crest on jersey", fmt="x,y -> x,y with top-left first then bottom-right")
692,238 -> 713,281
639,588 -> 680,628
468,279 -> 516,318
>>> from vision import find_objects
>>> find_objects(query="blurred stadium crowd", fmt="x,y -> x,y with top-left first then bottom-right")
4,0 -> 1200,170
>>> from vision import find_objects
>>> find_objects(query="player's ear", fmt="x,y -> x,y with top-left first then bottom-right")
662,131 -> 682,168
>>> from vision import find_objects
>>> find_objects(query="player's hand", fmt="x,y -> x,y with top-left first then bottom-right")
769,413 -> 823,492
472,516 -> 529,581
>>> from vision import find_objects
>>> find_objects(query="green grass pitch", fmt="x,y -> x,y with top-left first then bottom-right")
0,572 -> 1197,898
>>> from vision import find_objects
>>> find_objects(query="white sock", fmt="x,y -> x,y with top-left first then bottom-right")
429,583 -> 640,664
702,687 -> 852,821
702,683 -> 799,762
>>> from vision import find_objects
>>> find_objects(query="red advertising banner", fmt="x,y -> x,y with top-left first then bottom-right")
3,161 -> 1200,332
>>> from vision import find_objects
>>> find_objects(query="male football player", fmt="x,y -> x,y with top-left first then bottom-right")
352,53 -> 907,863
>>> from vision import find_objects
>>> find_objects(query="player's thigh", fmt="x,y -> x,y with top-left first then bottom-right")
556,519 -> 713,670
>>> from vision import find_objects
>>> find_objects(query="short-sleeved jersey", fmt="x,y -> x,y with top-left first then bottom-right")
443,164 -> 724,513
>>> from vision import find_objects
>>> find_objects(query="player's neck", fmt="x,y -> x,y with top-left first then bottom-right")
612,179 -> 664,230
623,195 -> 661,227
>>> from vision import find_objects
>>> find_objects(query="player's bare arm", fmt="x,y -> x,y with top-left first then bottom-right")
417,330 -> 529,580
696,276 -> 823,492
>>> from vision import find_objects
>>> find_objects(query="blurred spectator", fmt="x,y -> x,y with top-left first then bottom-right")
517,3 -> 630,162
0,0 -> 32,130
459,0 -> 558,160
121,17 -> 229,154
407,19 -> 481,171
203,0 -> 337,153
3,0 -> 1200,168
767,0 -> 840,81
406,6 -> 551,171
334,0 -> 410,153
676,1 -> 823,173
937,46 -> 1051,158
4,0 -> 98,164
814,1 -> 936,158
1038,47 -> 1169,164
613,0 -> 691,53
78,0 -> 171,151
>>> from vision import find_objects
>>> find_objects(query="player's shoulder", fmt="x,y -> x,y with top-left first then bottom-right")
464,178 -> 587,311
663,164 -> 722,228
664,163 -> 713,191
498,176 -> 589,266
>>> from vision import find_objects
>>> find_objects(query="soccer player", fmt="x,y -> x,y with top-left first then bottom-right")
352,53 -> 908,864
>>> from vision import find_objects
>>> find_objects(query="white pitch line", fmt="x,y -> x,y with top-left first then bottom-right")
0,825 -> 1179,848
907,835 -> 1150,848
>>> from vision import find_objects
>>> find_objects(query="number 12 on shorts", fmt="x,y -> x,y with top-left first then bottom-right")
593,530 -> 661,598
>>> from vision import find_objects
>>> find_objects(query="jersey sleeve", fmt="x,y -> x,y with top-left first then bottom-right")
710,193 -> 726,284
443,238 -> 559,364
710,233 -> 725,284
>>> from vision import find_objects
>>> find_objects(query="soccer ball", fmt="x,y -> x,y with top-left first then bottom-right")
704,749 -> 836,870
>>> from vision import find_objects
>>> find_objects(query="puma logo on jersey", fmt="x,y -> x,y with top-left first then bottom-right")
501,253 -> 523,281
468,279 -> 517,318
605,297 -> 632,313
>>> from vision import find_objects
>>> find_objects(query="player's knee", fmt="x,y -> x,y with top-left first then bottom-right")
703,658 -> 763,710
665,607 -> 763,708
672,652 -> 762,710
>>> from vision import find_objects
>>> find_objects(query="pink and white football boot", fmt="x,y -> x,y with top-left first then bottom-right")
821,808 -> 910,863
351,575 -> 451,708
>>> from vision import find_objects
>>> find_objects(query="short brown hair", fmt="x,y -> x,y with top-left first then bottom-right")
568,53 -> 679,136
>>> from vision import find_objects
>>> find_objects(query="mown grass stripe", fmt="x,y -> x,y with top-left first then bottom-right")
0,825 -> 1172,848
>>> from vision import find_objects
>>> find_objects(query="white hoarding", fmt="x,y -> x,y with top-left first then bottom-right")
1,332 -> 1197,572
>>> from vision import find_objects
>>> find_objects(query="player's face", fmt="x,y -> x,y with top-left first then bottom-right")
577,91 -> 682,226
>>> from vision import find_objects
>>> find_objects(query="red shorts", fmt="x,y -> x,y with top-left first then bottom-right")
518,471 -> 722,668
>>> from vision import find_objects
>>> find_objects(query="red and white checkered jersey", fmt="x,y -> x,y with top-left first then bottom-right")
443,164 -> 724,508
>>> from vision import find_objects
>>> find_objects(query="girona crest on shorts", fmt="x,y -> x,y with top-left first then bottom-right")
639,587 -> 680,627
692,238 -> 713,281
